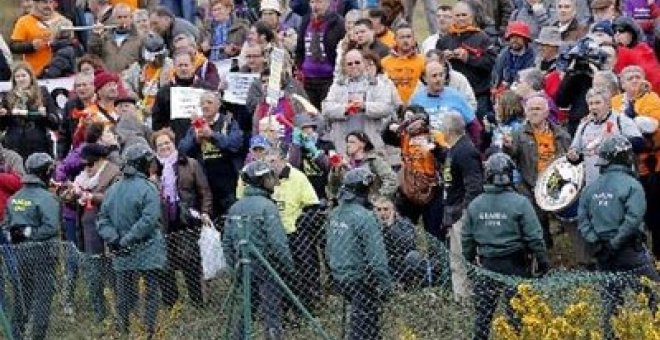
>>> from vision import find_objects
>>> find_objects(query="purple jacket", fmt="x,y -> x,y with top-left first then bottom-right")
55,144 -> 85,220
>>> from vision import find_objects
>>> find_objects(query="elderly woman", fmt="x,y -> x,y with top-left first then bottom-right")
611,66 -> 660,256
65,143 -> 121,322
152,128 -> 213,309
327,131 -> 398,201
0,62 -> 59,159
201,0 -> 249,62
322,49 -> 398,156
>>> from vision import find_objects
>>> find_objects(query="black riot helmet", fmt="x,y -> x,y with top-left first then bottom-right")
485,152 -> 516,186
241,161 -> 278,193
338,167 -> 374,201
597,134 -> 635,168
122,143 -> 156,176
25,152 -> 55,183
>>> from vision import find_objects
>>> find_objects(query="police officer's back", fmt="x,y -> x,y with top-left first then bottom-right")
4,153 -> 59,244
578,135 -> 650,267
2,153 -> 60,340
463,153 -> 549,340
223,161 -> 294,271
463,153 -> 549,274
326,168 -> 393,340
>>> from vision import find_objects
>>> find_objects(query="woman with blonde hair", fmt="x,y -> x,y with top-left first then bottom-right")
0,62 -> 59,159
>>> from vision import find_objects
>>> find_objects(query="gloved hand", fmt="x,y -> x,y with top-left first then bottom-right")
595,241 -> 614,263
9,226 -> 29,244
292,128 -> 304,146
302,137 -> 321,158
107,239 -> 122,255
536,259 -> 550,277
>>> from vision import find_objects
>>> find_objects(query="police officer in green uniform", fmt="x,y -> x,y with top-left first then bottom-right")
97,144 -> 167,337
326,168 -> 393,340
3,153 -> 60,340
223,160 -> 294,340
577,135 -> 660,339
462,153 -> 550,340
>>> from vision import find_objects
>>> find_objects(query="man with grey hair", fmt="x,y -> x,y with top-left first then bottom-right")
439,111 -> 483,302
568,87 -> 642,185
592,70 -> 620,98
514,67 -> 559,121
172,33 -> 220,90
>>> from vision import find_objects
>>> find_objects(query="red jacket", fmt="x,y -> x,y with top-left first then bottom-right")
0,172 -> 22,222
614,43 -> 660,94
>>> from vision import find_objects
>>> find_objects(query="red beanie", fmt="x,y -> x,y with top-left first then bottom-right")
94,71 -> 120,92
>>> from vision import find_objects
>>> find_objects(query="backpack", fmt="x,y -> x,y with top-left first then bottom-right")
399,165 -> 438,206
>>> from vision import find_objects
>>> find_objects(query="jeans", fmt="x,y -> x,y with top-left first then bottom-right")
115,270 -> 161,335
160,0 -> 197,23
338,281 -> 383,340
233,264 -> 284,340
62,216 -> 79,307
82,255 -> 114,321
12,245 -> 57,340
403,0 -> 439,34
472,252 -> 529,340
158,230 -> 204,308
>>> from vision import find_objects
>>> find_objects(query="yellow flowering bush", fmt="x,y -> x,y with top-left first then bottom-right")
493,277 -> 660,340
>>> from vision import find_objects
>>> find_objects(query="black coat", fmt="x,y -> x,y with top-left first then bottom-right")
436,30 -> 497,96
294,12 -> 346,69
0,86 -> 59,159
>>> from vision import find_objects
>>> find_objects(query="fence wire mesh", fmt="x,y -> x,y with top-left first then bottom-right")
0,208 -> 658,339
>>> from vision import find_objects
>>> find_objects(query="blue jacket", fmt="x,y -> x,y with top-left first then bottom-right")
97,172 -> 167,271
491,46 -> 536,88
578,165 -> 647,250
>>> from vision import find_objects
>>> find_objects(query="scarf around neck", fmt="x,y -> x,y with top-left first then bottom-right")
158,151 -> 179,203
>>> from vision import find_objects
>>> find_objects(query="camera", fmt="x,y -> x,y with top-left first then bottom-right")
557,37 -> 608,73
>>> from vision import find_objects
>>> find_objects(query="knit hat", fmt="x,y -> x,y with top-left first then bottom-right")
81,143 -> 111,163
260,0 -> 281,14
94,71 -> 119,92
592,20 -> 614,37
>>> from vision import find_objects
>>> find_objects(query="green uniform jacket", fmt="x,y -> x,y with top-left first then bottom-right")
463,185 -> 548,262
222,186 -> 294,271
325,201 -> 393,290
578,165 -> 646,250
97,173 -> 167,271
3,175 -> 59,242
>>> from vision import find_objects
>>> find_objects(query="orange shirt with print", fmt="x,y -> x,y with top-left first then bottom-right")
401,131 -> 446,176
378,30 -> 396,49
11,15 -> 54,76
533,129 -> 556,173
381,53 -> 425,104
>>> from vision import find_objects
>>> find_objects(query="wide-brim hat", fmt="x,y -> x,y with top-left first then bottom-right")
534,27 -> 563,47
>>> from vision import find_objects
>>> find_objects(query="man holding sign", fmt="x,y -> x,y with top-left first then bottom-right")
151,50 -> 215,143
179,91 -> 244,218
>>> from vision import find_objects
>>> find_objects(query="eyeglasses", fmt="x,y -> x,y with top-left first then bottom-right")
346,61 -> 362,66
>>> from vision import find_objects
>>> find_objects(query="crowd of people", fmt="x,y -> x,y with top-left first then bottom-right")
0,0 -> 659,338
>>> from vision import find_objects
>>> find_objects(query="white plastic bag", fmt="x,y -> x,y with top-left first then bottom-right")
198,223 -> 227,280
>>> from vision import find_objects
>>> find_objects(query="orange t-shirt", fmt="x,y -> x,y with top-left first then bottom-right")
381,53 -> 425,104
11,15 -> 54,76
110,0 -> 139,9
533,129 -> 556,173
378,30 -> 396,49
401,131 -> 446,176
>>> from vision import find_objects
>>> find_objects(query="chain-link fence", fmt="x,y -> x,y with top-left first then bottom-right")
0,208 -> 658,339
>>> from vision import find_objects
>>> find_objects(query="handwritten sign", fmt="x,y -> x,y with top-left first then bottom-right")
170,87 -> 206,119
223,72 -> 259,105
266,48 -> 285,106
213,58 -> 237,79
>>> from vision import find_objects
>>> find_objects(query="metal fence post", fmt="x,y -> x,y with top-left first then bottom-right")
238,216 -> 252,340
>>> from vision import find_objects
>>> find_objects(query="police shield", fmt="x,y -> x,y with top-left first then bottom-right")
534,156 -> 585,213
